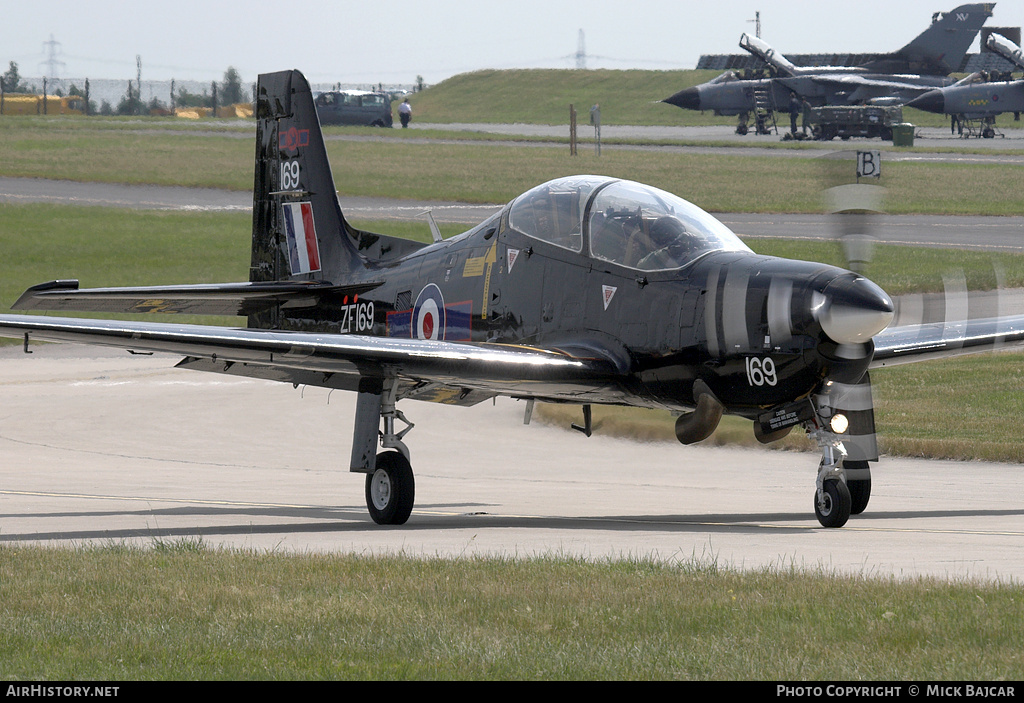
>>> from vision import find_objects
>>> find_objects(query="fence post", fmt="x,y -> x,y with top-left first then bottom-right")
569,104 -> 577,156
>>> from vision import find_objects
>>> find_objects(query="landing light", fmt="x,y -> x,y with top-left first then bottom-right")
829,413 -> 850,435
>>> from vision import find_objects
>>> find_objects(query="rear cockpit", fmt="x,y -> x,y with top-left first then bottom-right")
507,175 -> 751,272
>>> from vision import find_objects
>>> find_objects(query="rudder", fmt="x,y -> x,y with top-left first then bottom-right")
250,70 -> 360,290
894,3 -> 994,74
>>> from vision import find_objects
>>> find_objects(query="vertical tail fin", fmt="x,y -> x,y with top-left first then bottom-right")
250,70 -> 361,291
889,3 -> 994,74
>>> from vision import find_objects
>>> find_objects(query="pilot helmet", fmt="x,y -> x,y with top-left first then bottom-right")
649,216 -> 686,247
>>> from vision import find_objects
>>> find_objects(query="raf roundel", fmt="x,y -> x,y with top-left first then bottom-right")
413,283 -> 446,340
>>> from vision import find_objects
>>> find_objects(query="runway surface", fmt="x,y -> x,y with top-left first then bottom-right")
1,347 -> 1022,582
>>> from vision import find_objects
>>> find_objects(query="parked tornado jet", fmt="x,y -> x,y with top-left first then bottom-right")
908,33 -> 1024,137
4,69 -> 1024,529
664,4 -> 994,132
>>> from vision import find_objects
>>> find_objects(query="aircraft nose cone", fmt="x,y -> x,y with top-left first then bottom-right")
815,275 -> 894,345
907,89 -> 945,114
663,87 -> 702,111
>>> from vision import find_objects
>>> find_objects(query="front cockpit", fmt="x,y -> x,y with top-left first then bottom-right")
507,176 -> 751,272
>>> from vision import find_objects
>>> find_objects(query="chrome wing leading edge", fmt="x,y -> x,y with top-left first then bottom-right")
871,313 -> 1024,368
0,314 -> 626,406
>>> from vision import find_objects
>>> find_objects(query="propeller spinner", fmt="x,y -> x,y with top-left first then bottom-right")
815,274 -> 895,345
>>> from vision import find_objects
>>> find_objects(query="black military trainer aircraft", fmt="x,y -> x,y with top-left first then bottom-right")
3,70 -> 1024,528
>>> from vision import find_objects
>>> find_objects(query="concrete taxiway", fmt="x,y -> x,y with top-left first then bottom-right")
1,347 -> 1022,582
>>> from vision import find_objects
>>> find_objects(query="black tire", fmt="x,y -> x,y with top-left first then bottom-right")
848,478 -> 871,515
814,479 -> 851,528
843,459 -> 871,515
365,451 -> 415,525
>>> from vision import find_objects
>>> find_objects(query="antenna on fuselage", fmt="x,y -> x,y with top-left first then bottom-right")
418,210 -> 443,243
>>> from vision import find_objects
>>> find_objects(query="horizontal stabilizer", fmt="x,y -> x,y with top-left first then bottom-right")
11,279 -> 382,317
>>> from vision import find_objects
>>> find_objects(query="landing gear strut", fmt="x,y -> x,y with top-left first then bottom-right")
351,376 -> 418,525
804,378 -> 877,528
809,427 -> 853,528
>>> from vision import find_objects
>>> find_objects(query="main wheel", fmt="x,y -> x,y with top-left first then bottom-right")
814,479 -> 851,528
365,451 -> 415,525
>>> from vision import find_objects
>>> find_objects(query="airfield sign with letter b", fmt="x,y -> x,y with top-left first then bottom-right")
857,150 -> 881,179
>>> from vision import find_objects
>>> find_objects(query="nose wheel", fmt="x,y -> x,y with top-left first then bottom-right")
814,478 -> 851,528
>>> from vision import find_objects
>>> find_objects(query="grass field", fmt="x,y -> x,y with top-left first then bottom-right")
1,543 -> 1022,680
4,117 -> 1024,217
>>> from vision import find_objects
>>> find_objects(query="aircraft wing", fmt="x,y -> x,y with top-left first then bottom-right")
871,313 -> 1024,368
0,314 -> 627,407
805,74 -> 938,91
11,279 -> 382,317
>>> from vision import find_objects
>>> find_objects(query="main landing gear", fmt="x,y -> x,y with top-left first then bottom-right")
366,450 -> 415,525
351,377 -> 417,525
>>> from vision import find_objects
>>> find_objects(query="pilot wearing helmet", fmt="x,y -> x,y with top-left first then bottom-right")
637,216 -> 695,270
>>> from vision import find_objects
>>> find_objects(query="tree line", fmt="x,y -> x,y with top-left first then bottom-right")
1,61 -> 248,116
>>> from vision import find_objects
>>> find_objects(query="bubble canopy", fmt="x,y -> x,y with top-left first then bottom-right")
508,176 -> 751,271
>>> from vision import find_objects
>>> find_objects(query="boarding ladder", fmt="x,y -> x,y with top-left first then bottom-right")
751,86 -> 777,135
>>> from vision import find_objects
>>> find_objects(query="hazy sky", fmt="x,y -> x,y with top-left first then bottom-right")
5,1 -> 1020,86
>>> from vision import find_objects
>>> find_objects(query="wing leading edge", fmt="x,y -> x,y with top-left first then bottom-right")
0,314 -> 628,406
871,313 -> 1024,368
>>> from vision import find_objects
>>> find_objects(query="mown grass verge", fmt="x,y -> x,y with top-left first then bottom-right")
4,117 -> 1024,217
1,543 -> 1022,680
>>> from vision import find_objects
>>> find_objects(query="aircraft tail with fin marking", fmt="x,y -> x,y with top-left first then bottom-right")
866,3 -> 994,75
247,70 -> 426,330
250,70 -> 360,289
